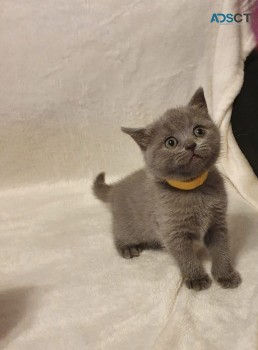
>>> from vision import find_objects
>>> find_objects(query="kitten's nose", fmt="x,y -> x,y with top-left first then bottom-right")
185,142 -> 196,151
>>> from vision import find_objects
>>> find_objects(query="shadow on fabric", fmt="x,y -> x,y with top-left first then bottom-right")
0,287 -> 35,346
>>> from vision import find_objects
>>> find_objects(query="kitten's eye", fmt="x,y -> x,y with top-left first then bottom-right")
194,127 -> 206,137
165,137 -> 177,148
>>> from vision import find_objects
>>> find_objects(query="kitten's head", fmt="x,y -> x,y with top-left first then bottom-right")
122,88 -> 220,181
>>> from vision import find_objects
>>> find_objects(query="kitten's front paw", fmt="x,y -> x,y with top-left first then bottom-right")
216,271 -> 242,289
185,274 -> 212,291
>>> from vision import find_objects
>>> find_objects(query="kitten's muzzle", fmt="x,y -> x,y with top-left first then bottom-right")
189,151 -> 203,162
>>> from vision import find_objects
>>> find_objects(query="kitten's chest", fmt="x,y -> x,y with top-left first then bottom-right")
160,190 -> 215,237
190,202 -> 211,237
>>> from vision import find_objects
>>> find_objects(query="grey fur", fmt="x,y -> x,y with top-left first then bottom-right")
93,172 -> 111,203
93,88 -> 241,291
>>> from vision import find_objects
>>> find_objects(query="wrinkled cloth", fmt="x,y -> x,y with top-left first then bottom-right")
0,181 -> 258,350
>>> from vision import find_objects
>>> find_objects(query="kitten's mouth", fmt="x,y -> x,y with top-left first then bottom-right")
189,153 -> 202,162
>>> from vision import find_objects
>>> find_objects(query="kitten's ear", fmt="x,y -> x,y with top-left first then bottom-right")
188,87 -> 208,112
121,127 -> 150,151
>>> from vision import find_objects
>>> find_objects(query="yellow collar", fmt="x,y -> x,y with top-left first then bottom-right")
166,171 -> 208,190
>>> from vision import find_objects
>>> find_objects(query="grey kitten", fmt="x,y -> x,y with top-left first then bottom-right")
93,88 -> 241,291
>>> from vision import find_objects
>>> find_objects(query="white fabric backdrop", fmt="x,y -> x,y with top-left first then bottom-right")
0,0 -> 258,349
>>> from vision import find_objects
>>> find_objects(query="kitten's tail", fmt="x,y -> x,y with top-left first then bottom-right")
92,172 -> 112,203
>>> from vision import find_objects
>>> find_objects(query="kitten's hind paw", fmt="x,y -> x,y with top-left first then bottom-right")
216,271 -> 242,289
120,246 -> 143,259
185,274 -> 212,291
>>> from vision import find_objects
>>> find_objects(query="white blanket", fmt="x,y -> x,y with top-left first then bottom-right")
0,0 -> 258,349
0,182 -> 258,350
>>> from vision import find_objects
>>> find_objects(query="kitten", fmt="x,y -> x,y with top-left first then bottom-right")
93,88 -> 241,291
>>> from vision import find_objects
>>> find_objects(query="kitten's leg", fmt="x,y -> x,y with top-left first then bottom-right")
112,215 -> 161,259
112,219 -> 144,259
204,224 -> 241,288
166,233 -> 212,291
